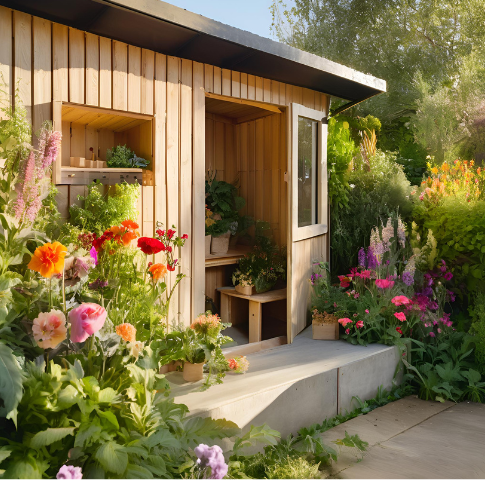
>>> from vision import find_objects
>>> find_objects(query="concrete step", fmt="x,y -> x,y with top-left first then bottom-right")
167,327 -> 402,437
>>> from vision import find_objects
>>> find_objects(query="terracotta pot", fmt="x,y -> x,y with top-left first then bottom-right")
159,360 -> 181,374
235,284 -> 255,296
183,362 -> 204,382
211,232 -> 231,254
205,235 -> 211,257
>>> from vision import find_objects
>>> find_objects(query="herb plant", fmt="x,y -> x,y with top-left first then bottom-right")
106,145 -> 149,169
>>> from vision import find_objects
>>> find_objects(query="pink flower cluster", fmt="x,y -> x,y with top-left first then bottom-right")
338,317 -> 364,335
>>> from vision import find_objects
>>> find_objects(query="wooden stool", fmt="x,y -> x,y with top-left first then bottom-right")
218,287 -> 287,343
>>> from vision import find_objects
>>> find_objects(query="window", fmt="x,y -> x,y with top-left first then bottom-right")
291,104 -> 328,241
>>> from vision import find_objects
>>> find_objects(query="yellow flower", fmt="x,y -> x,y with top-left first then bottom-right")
431,167 -> 438,175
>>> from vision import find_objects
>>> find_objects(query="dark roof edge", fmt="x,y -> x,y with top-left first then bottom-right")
101,0 -> 386,94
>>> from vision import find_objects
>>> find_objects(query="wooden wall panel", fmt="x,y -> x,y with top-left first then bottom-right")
13,11 -> 31,121
112,41 -> 128,110
69,28 -> 85,104
99,37 -> 112,109
52,23 -> 68,103
141,49 -> 154,115
85,33 -> 99,106
128,45 -> 141,113
0,7 -> 12,115
32,16 -> 52,132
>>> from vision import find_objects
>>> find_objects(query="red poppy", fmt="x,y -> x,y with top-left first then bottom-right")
167,263 -> 176,272
138,237 -> 165,255
338,275 -> 351,288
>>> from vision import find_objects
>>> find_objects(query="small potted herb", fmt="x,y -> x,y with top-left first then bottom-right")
106,144 -> 150,169
232,227 -> 286,294
205,205 -> 214,256
207,215 -> 236,254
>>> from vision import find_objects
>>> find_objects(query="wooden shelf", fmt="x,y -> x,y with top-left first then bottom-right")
205,247 -> 251,267
218,286 -> 287,303
62,167 -> 143,172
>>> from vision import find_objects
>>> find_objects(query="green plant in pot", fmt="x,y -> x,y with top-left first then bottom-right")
205,174 -> 252,250
232,223 -> 287,294
155,312 -> 232,389
106,144 -> 150,168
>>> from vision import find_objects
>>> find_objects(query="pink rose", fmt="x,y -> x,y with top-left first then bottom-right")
391,295 -> 411,306
355,320 -> 364,329
338,318 -> 353,326
394,312 -> 406,322
69,303 -> 107,343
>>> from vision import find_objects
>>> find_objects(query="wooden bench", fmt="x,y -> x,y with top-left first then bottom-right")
217,287 -> 287,343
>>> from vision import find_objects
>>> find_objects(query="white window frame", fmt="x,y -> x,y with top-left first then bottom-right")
291,103 -> 328,242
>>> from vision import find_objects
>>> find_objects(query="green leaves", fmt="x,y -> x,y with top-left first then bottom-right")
232,424 -> 280,455
334,431 -> 368,452
0,343 -> 24,423
95,441 -> 128,475
30,427 -> 76,449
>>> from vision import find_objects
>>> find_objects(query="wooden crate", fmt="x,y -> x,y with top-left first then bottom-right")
312,321 -> 339,340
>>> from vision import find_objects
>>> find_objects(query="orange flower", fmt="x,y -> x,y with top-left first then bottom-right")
109,225 -> 138,246
148,263 -> 168,281
28,241 -> 67,278
116,322 -> 137,342
121,230 -> 138,246
441,163 -> 449,172
431,167 -> 438,175
121,220 -> 139,230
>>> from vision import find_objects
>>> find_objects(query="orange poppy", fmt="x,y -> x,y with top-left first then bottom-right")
148,263 -> 168,281
121,220 -> 139,230
121,230 -> 138,246
28,242 -> 68,278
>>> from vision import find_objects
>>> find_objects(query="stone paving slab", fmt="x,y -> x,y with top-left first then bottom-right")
321,397 -> 485,479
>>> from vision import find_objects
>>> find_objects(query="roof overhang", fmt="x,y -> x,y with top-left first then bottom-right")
1,0 -> 386,102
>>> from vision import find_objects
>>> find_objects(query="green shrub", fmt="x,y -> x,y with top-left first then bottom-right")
331,150 -> 412,275
106,145 -> 149,168
470,292 -> 485,367
69,182 -> 140,234
265,456 -> 321,479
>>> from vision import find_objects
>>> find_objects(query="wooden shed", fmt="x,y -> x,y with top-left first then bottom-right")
0,0 -> 385,345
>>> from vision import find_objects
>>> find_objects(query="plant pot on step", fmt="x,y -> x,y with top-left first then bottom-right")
205,235 -> 211,257
183,362 -> 204,382
235,284 -> 255,296
211,231 -> 231,254
312,312 -> 339,340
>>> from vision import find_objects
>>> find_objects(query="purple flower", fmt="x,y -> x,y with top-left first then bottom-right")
57,465 -> 82,479
429,332 -> 435,338
358,248 -> 366,268
443,271 -> 453,281
194,444 -> 228,479
88,278 -> 108,291
422,286 -> 433,296
367,247 -> 378,269
447,290 -> 456,302
89,246 -> 98,266
428,301 -> 438,311
402,271 -> 414,286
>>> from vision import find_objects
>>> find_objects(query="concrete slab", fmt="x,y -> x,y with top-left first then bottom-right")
322,398 -> 485,479
169,327 -> 401,437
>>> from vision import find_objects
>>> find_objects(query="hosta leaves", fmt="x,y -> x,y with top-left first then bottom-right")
0,343 -> 24,423
30,427 -> 75,448
95,441 -> 128,475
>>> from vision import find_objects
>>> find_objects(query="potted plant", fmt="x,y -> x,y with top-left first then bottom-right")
207,215 -> 235,254
106,144 -> 150,169
205,174 -> 252,250
232,224 -> 286,294
157,312 -> 232,387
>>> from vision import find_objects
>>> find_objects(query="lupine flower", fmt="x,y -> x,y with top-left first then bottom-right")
57,465 -> 82,479
28,242 -> 68,278
358,248 -> 366,267
116,323 -> 137,342
402,271 -> 414,286
194,444 -> 228,479
367,247 -> 378,269
32,310 -> 67,349
69,303 -> 107,343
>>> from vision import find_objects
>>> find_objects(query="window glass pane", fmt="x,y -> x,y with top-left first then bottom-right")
297,116 -> 317,227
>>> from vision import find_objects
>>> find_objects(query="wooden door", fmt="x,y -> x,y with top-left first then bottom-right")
287,103 -> 328,342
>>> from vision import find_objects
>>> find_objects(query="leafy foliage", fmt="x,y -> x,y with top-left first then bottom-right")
69,182 -> 140,235
106,145 -> 149,169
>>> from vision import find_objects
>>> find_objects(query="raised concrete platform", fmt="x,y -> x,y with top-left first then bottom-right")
168,327 -> 402,437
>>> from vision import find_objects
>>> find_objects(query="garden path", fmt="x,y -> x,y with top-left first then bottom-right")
321,396 -> 485,478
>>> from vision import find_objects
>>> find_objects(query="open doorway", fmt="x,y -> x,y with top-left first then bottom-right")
203,95 -> 288,347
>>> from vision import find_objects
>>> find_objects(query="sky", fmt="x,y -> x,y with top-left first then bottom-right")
165,0 -> 277,39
